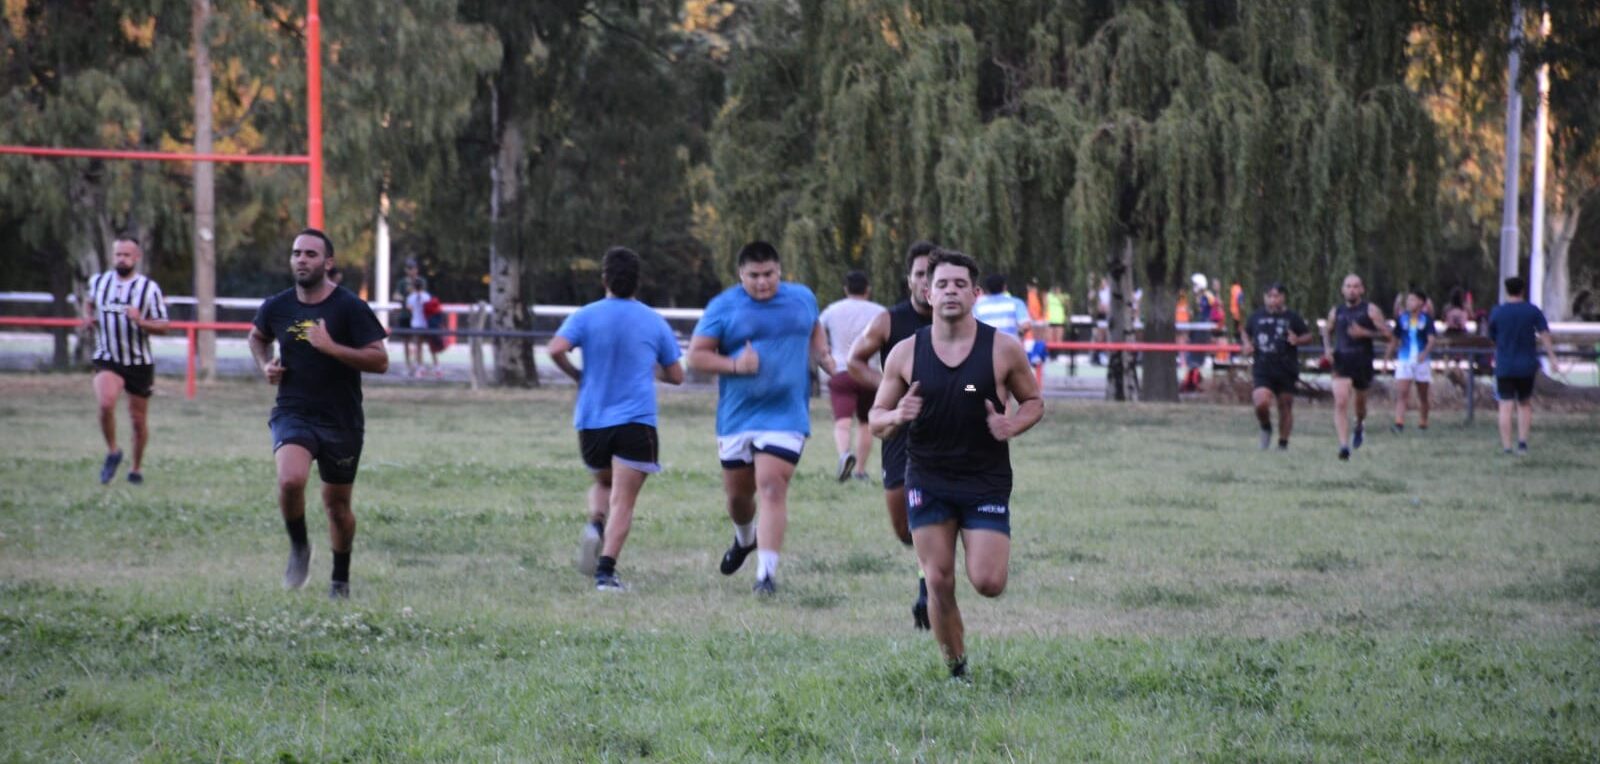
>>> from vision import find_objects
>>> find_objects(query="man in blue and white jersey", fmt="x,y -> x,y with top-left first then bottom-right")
1385,286 -> 1437,433
974,273 -> 1032,339
549,247 -> 685,592
687,241 -> 834,596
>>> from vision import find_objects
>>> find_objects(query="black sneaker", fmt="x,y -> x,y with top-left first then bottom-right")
1338,447 -> 1351,461
99,450 -> 123,485
753,576 -> 777,596
947,657 -> 970,682
328,581 -> 350,600
595,572 -> 626,592
127,471 -> 144,485
1517,441 -> 1529,455
835,453 -> 857,483
284,543 -> 312,590
719,536 -> 757,575
1390,422 -> 1403,434
912,583 -> 930,630
1352,424 -> 1365,450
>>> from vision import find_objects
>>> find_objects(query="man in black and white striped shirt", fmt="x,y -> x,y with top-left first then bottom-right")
81,236 -> 169,485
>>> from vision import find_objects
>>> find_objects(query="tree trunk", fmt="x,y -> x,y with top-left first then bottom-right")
488,86 -> 537,387
49,247 -> 73,369
192,0 -> 217,379
1104,237 -> 1137,401
1140,283 -> 1179,402
1543,202 -> 1580,321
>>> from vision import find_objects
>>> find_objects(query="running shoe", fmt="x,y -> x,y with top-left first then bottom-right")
1338,447 -> 1351,461
328,580 -> 350,600
719,535 -> 757,575
284,543 -> 312,590
1390,422 -> 1404,434
576,522 -> 603,576
595,572 -> 627,592
836,453 -> 857,483
1259,429 -> 1272,450
1517,441 -> 1529,455
1352,424 -> 1365,450
753,576 -> 777,597
99,450 -> 123,485
912,580 -> 930,630
127,471 -> 144,485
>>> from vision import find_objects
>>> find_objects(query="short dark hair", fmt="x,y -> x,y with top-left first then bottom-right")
1408,285 -> 1428,302
296,227 -> 335,260
983,273 -> 1007,294
602,246 -> 642,298
112,232 -> 141,248
736,240 -> 780,267
844,270 -> 869,296
1504,276 -> 1526,297
1265,282 -> 1287,296
927,248 -> 979,284
905,240 -> 937,274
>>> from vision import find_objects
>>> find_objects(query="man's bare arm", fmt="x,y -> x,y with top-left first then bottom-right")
847,311 -> 891,389
993,335 -> 1044,440
657,360 -> 685,385
548,335 -> 581,384
687,335 -> 758,376
868,339 -> 916,440
811,321 -> 836,376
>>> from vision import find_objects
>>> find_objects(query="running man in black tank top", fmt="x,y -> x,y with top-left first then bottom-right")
869,250 -> 1044,681
1320,274 -> 1393,461
847,241 -> 935,628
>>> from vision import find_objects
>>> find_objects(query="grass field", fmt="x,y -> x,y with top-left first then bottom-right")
2,372 -> 1597,761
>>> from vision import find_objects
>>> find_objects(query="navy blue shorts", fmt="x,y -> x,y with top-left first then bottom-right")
905,485 -> 1011,536
270,412 -> 364,485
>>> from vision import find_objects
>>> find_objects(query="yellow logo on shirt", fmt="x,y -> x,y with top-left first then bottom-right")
288,319 -> 317,342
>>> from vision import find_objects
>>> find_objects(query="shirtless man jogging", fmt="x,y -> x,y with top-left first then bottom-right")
869,249 -> 1044,680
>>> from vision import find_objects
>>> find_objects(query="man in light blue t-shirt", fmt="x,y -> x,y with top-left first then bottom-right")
973,273 -> 1032,338
549,247 -> 685,592
688,241 -> 834,596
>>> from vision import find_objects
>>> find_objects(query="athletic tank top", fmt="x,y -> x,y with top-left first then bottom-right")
880,300 -> 933,366
905,323 -> 1012,501
1333,301 -> 1375,359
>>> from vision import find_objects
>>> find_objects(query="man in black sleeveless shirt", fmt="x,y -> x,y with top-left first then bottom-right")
248,229 -> 389,599
1320,274 -> 1392,461
847,240 -> 935,628
870,249 -> 1044,680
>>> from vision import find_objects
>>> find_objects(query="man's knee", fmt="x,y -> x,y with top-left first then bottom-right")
923,563 -> 958,593
277,472 -> 309,495
971,572 -> 1007,598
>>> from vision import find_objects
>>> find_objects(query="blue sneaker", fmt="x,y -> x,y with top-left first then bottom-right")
1352,424 -> 1365,450
753,576 -> 777,596
127,471 -> 143,485
99,451 -> 123,485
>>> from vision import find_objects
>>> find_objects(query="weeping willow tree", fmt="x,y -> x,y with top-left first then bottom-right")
711,0 -> 1441,401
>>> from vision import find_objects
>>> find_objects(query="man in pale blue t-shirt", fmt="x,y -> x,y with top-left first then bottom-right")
688,241 -> 834,596
549,247 -> 684,592
973,273 -> 1032,338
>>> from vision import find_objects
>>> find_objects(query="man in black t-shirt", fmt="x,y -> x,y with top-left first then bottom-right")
1241,283 -> 1315,450
869,250 -> 1045,682
248,229 -> 389,599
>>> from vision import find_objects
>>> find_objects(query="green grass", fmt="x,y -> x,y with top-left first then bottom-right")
2,373 -> 1598,761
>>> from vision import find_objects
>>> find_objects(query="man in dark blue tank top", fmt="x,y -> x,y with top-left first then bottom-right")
847,240 -> 936,628
869,249 -> 1045,681
1320,274 -> 1392,461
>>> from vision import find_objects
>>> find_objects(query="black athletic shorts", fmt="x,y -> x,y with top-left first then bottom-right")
93,359 -> 154,398
270,411 -> 364,485
881,432 -> 909,490
579,423 -> 661,473
1252,368 -> 1297,396
1495,375 -> 1536,403
905,484 -> 1011,536
1332,353 -> 1375,391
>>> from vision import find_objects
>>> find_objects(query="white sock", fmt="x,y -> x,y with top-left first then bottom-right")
756,550 -> 780,580
734,521 -> 756,548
